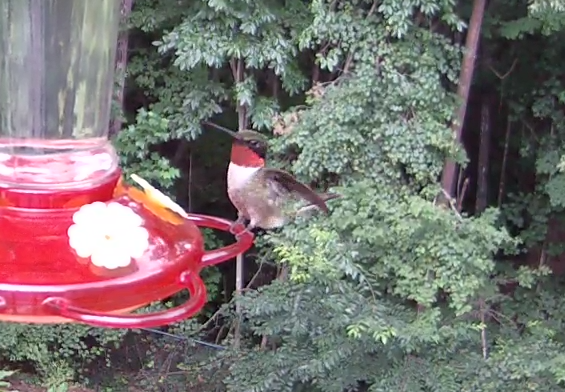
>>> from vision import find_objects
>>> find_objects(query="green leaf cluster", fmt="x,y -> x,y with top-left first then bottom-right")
117,0 -> 565,390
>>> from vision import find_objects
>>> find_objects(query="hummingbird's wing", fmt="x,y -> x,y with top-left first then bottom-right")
262,168 -> 330,214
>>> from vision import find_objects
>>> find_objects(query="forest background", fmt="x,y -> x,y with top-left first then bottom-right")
2,0 -> 565,391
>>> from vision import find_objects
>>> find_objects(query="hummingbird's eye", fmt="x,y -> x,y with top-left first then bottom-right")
249,140 -> 260,148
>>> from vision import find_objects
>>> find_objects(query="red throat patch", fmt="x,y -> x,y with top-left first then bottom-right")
230,143 -> 265,167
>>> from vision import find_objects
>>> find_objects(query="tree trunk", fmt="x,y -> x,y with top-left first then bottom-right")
109,0 -> 134,137
475,98 -> 491,214
440,0 -> 487,201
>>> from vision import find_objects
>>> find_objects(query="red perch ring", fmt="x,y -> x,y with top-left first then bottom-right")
0,172 -> 254,328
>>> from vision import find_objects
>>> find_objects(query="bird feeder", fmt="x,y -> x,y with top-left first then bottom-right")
0,0 -> 253,328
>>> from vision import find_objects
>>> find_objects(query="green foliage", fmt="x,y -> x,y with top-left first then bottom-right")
5,0 -> 565,390
0,322 -> 126,385
528,0 -> 565,35
128,0 -> 524,392
114,0 -> 565,390
113,108 -> 179,189
0,369 -> 15,392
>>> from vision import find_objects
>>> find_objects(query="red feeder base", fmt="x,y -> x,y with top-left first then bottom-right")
0,170 -> 254,328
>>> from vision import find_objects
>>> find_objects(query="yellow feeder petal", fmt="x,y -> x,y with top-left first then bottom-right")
128,173 -> 188,225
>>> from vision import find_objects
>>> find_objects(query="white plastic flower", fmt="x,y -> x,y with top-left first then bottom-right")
130,173 -> 188,218
68,202 -> 150,269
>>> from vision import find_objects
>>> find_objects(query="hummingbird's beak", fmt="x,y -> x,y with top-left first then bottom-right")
202,121 -> 240,139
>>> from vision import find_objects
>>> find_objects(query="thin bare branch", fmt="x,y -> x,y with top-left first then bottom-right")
233,57 -> 247,350
456,178 -> 469,212
480,299 -> 488,359
489,59 -> 517,80
497,120 -> 512,206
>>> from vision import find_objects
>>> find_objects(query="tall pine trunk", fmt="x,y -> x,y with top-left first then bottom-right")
109,0 -> 133,137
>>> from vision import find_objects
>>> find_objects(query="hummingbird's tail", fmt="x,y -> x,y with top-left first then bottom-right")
320,192 -> 341,203
296,192 -> 341,217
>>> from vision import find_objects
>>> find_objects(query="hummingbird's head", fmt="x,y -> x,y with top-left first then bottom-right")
233,130 -> 269,158
203,122 -> 269,168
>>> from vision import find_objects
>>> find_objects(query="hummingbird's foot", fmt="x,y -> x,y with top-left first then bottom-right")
234,223 -> 256,239
234,229 -> 251,239
228,222 -> 239,235
229,215 -> 247,235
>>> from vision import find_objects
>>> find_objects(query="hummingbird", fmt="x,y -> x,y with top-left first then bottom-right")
202,121 -> 340,235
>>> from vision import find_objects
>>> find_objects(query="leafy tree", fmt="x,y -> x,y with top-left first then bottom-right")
5,0 -> 565,391
117,0 -> 565,391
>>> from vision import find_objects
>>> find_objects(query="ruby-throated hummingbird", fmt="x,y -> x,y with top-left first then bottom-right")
203,122 -> 340,235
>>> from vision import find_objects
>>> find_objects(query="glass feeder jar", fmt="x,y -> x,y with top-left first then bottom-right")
0,0 -> 253,328
0,0 -> 119,194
